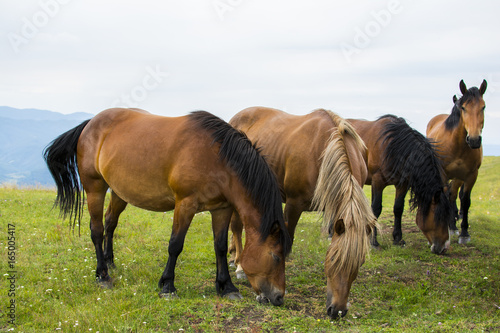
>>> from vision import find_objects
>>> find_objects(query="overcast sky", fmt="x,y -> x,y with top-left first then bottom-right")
1,0 -> 499,144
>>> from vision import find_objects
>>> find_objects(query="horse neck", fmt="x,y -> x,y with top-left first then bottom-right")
447,115 -> 472,155
224,174 -> 263,234
312,120 -> 375,236
454,116 -> 467,138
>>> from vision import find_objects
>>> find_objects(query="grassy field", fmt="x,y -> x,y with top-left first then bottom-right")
0,157 -> 499,332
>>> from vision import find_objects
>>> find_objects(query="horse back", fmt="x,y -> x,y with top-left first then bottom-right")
230,107 -> 331,203
347,118 -> 387,185
426,114 -> 449,141
77,108 -> 226,211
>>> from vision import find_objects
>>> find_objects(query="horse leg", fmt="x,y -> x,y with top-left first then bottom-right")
458,184 -> 465,220
392,186 -> 407,246
103,191 -> 128,269
158,198 -> 196,298
228,215 -> 238,267
229,212 -> 246,279
85,180 -> 111,286
448,180 -> 463,234
284,199 -> 305,244
458,173 -> 477,244
211,208 -> 242,299
370,180 -> 384,248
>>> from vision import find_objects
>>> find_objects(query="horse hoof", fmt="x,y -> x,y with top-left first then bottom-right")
451,229 -> 460,236
159,291 -> 179,300
393,239 -> 405,247
229,260 -> 236,269
236,270 -> 247,280
458,236 -> 471,244
98,281 -> 113,289
224,292 -> 243,300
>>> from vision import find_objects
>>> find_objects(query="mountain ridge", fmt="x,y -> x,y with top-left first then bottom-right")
0,106 -> 94,186
0,106 -> 499,186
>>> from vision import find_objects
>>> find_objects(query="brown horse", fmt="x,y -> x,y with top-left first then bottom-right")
229,107 -> 376,319
43,108 -> 291,305
427,80 -> 487,244
348,116 -> 453,254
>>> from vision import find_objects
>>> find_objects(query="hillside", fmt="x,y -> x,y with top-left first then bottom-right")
0,106 -> 94,186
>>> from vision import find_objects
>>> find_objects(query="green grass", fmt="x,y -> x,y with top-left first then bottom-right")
1,157 -> 499,332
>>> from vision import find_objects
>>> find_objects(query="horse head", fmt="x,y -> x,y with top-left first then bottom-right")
415,188 -> 453,254
240,221 -> 288,306
458,80 -> 487,149
324,218 -> 375,319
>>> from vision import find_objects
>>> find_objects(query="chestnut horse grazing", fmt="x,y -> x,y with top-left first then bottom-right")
44,108 -> 291,305
348,116 -> 453,254
427,80 -> 487,244
229,107 -> 376,319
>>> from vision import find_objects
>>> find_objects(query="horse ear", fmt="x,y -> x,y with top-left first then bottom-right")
271,221 -> 281,235
334,219 -> 345,236
453,95 -> 458,104
479,80 -> 487,95
459,80 -> 468,95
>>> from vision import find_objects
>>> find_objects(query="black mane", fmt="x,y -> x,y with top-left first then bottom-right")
189,111 -> 291,255
378,115 -> 452,226
445,87 -> 482,131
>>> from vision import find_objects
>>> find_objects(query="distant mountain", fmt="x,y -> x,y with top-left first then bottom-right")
0,106 -> 94,186
0,106 -> 498,187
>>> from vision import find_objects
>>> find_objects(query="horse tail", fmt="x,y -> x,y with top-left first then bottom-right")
43,119 -> 91,229
379,115 -> 447,217
312,110 -> 377,278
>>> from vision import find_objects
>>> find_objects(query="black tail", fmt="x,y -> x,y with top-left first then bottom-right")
43,119 -> 91,228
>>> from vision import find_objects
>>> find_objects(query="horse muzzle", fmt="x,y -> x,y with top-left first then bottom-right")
256,290 -> 284,306
326,304 -> 348,319
430,237 -> 450,255
466,135 -> 482,149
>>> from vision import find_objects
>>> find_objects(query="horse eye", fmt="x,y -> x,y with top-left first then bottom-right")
461,106 -> 466,112
271,252 -> 281,263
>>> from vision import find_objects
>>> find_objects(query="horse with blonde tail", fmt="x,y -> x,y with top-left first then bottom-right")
229,107 -> 377,319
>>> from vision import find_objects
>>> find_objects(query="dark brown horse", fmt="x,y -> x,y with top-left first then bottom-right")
427,80 -> 487,244
229,107 -> 376,319
43,108 -> 291,305
348,116 -> 453,254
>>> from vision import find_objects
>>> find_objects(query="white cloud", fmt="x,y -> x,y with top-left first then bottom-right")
0,0 -> 499,144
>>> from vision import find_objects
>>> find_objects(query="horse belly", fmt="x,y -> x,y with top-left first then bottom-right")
97,141 -> 178,212
106,171 -> 176,212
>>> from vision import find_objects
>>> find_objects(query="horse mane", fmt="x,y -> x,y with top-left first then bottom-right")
378,115 -> 452,224
189,111 -> 291,256
312,109 -> 377,278
445,86 -> 482,131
